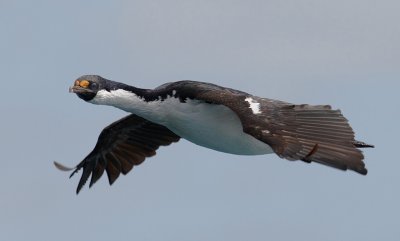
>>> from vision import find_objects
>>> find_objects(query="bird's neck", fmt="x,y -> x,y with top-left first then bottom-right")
89,87 -> 166,124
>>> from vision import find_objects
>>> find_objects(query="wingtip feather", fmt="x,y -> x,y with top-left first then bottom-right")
53,161 -> 75,171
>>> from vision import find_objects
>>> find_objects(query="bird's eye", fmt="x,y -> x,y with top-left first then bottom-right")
79,80 -> 90,88
91,82 -> 98,89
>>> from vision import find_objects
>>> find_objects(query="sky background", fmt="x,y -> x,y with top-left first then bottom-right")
0,1 -> 399,240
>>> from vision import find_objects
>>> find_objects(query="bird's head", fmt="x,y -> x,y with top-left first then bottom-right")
70,75 -> 147,106
70,75 -> 108,101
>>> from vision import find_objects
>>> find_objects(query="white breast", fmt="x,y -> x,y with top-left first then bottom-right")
91,89 -> 274,155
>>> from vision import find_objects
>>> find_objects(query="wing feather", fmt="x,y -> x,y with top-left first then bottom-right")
55,114 -> 180,193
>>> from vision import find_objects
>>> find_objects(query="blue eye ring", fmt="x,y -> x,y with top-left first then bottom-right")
91,82 -> 98,89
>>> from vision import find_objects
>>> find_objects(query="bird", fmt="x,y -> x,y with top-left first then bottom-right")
55,75 -> 374,193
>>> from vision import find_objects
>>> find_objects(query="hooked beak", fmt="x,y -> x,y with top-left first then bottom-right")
69,85 -> 78,93
69,81 -> 95,94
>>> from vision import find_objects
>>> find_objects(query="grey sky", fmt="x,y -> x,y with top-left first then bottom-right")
0,1 -> 398,240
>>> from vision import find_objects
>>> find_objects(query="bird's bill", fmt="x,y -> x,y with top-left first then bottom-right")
69,85 -> 95,94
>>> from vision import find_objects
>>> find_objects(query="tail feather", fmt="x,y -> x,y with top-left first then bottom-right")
268,104 -> 372,175
353,140 -> 374,148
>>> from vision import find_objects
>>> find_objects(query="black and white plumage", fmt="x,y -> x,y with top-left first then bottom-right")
55,75 -> 373,193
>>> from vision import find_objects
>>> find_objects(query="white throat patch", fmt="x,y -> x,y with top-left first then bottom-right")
245,97 -> 261,114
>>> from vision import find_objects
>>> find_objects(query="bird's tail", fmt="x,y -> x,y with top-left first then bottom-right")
353,140 -> 374,148
266,104 -> 373,175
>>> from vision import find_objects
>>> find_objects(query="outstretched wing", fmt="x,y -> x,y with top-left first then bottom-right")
55,114 -> 180,193
177,83 -> 372,175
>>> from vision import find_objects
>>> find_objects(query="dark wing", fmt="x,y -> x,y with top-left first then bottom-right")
181,85 -> 372,175
55,114 -> 180,193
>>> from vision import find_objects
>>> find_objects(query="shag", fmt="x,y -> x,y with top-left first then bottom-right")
55,75 -> 373,193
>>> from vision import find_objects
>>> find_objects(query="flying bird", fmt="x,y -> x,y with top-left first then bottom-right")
55,75 -> 374,193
